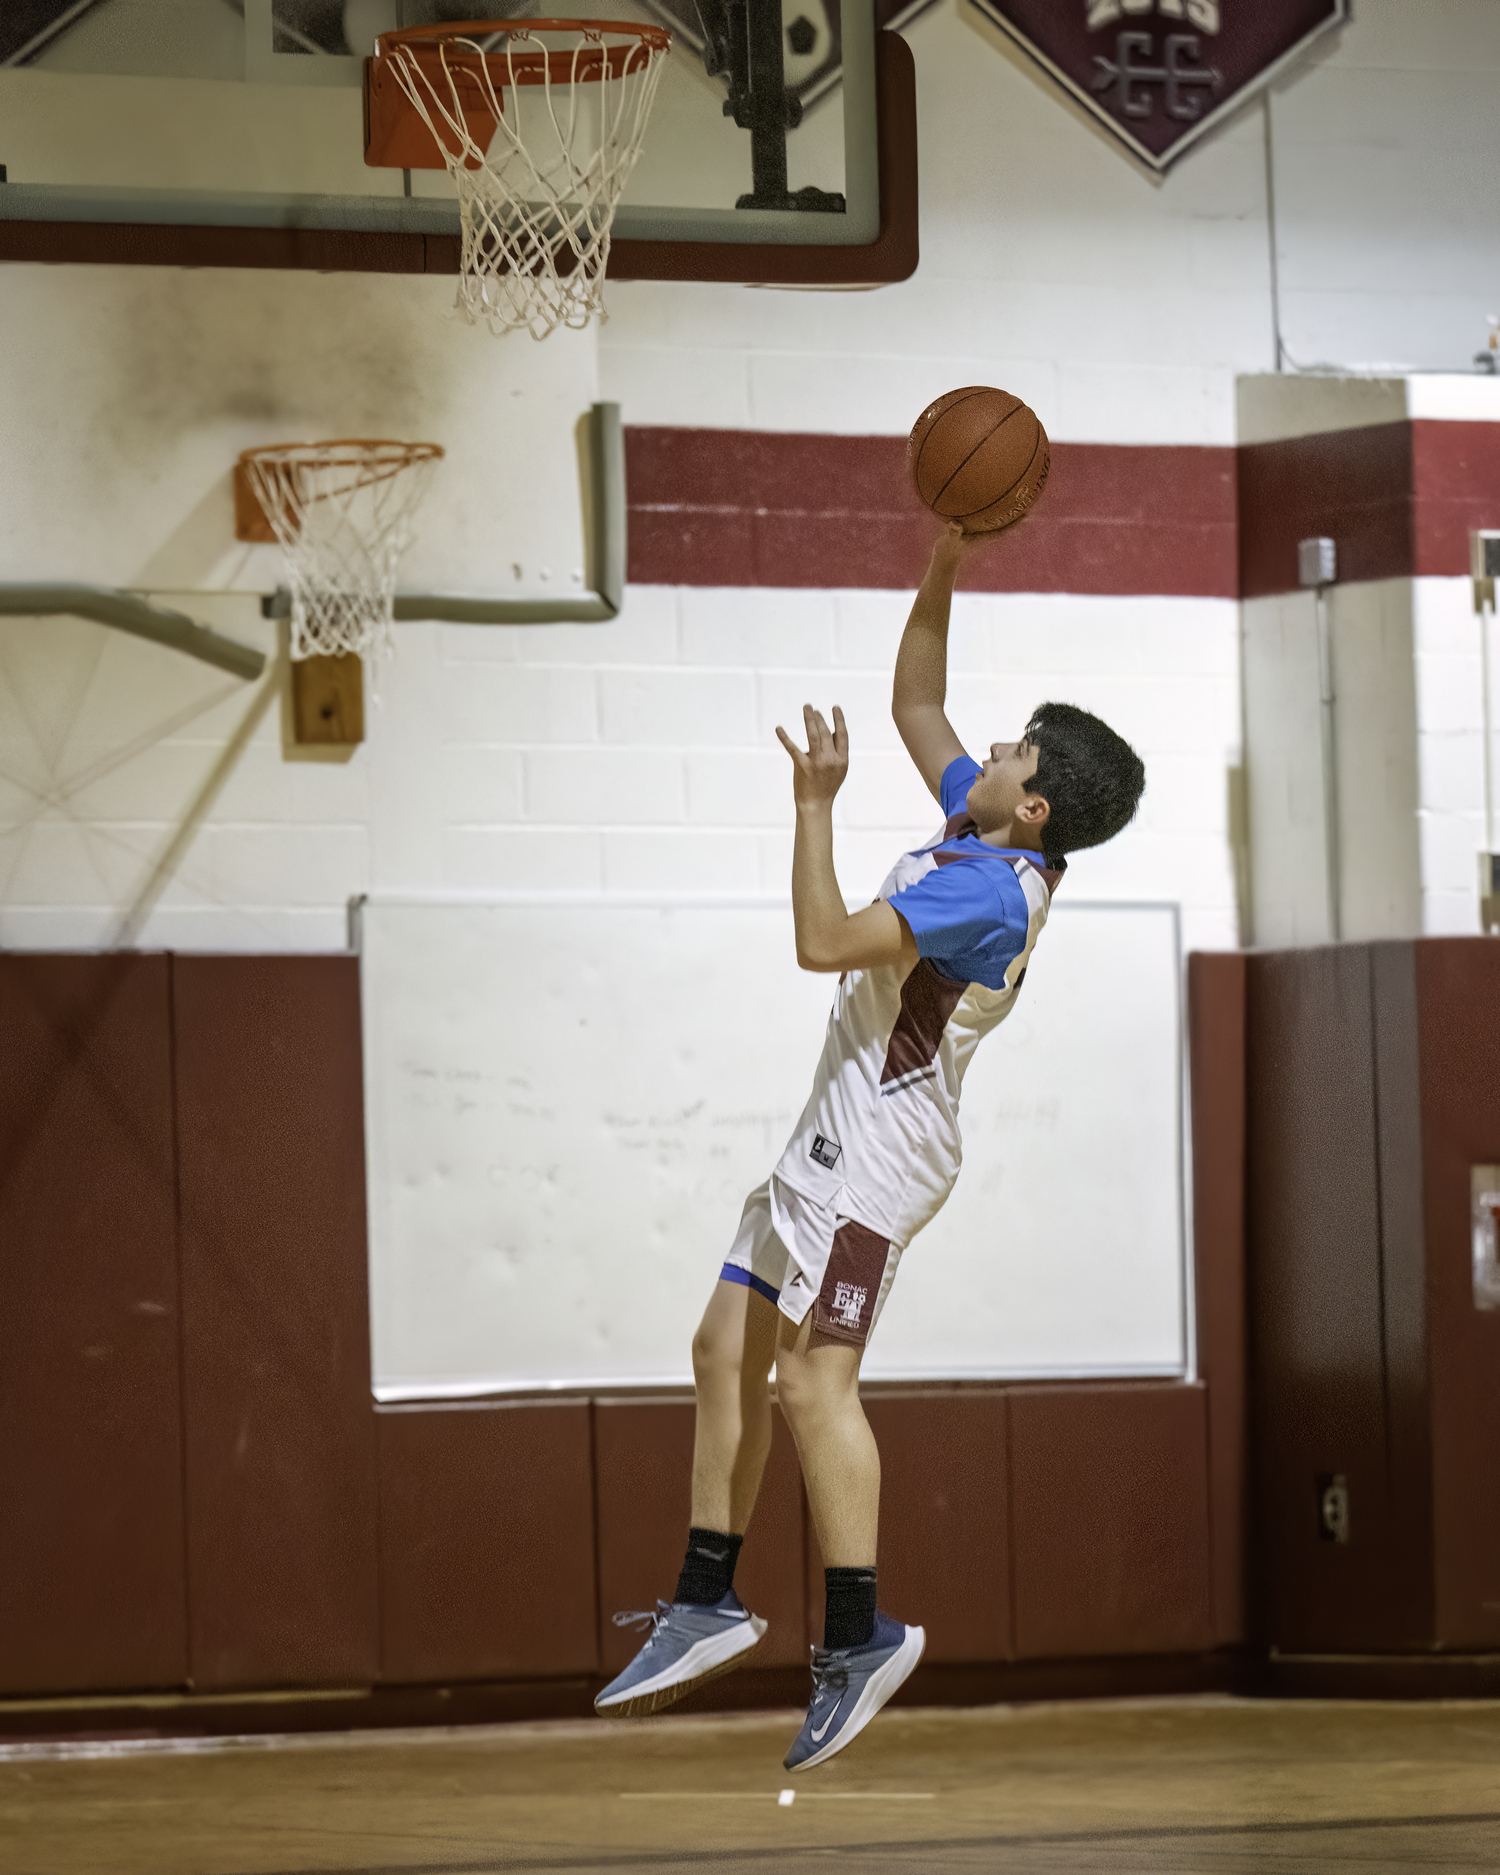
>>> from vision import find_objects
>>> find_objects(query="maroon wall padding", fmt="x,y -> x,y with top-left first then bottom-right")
1414,941 -> 1500,1646
1008,1383 -> 1214,1659
593,1398 -> 808,1673
0,956 -> 189,1695
1246,944 -> 1436,1652
1187,953 -> 1250,1647
172,956 -> 379,1690
1238,421 -> 1414,599
376,1401 -> 598,1683
737,1408 -> 809,1667
592,1400 -> 694,1677
625,430 -> 1238,597
862,1393 -> 1011,1663
1411,420 -> 1500,576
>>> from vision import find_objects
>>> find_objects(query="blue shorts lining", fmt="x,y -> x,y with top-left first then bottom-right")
719,1262 -> 780,1306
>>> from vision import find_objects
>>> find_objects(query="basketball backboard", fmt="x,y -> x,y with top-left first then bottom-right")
0,0 -> 916,285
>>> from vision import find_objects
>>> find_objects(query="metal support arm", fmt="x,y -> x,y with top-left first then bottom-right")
0,584 -> 266,680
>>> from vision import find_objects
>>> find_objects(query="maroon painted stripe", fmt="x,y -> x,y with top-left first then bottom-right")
624,429 -> 1239,597
625,420 -> 1500,598
1237,419 -> 1500,595
1412,420 -> 1500,577
1237,422 -> 1414,599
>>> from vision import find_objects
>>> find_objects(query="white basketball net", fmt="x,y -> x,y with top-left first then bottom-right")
384,23 -> 670,340
242,441 -> 443,661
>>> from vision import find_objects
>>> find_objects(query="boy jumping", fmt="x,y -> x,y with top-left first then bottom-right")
595,524 -> 1146,1769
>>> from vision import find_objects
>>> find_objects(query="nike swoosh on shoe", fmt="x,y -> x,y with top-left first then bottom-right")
809,1699 -> 842,1743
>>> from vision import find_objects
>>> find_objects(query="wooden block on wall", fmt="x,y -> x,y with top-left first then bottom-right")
1009,1382 -> 1213,1660
0,956 -> 189,1695
290,654 -> 364,747
377,1401 -> 598,1683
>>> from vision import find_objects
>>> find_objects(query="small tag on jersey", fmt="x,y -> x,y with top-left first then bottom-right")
810,1133 -> 842,1170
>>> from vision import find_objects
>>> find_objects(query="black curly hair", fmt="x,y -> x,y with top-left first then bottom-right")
1022,702 -> 1145,864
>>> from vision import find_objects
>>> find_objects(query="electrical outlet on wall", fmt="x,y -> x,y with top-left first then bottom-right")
1479,855 -> 1500,935
1316,1473 -> 1350,1544
1471,1168 -> 1500,1311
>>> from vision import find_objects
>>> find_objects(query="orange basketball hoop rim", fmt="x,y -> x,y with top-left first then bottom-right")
235,440 -> 445,661
365,20 -> 672,172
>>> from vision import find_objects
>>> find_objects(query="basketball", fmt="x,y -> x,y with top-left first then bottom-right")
908,386 -> 1051,533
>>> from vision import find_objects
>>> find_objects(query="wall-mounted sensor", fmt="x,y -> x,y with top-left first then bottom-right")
1471,529 -> 1500,613
1298,536 -> 1337,589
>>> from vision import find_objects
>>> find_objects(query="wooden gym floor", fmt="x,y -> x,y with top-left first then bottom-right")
3,1696 -> 1499,1874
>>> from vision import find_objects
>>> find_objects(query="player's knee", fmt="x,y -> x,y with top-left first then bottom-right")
774,1352 -> 838,1429
691,1318 -> 742,1388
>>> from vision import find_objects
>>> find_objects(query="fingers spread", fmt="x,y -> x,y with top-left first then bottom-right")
774,725 -> 803,760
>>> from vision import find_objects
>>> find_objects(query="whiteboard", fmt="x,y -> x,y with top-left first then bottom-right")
356,896 -> 1185,1398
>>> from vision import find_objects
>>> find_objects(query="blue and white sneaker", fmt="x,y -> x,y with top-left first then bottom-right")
594,1592 -> 769,1719
783,1610 -> 925,1771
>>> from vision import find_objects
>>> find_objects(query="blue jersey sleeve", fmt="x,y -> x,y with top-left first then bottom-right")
939,754 -> 982,822
891,857 -> 1031,992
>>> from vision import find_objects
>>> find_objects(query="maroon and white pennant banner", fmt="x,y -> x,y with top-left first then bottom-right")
970,0 -> 1347,170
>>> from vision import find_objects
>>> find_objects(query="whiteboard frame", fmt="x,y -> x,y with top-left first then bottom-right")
351,891 -> 1190,1402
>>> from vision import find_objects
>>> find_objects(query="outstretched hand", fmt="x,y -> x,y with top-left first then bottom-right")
776,704 -> 849,810
929,518 -> 1001,576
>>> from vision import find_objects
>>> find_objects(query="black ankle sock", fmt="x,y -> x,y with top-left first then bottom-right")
675,1527 -> 744,1606
823,1565 -> 877,1651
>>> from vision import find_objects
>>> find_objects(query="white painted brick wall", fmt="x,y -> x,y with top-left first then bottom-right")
5,1 -> 1492,956
603,0 -> 1500,436
1415,576 -> 1495,934
0,589 -> 1239,957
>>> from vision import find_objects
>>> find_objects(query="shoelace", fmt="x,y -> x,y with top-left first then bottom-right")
612,1601 -> 672,1647
809,1652 -> 850,1713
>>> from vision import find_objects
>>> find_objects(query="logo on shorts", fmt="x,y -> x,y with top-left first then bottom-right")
831,1281 -> 867,1329
810,1133 -> 842,1170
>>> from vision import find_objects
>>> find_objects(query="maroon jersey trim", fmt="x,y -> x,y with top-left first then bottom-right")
879,957 -> 968,1089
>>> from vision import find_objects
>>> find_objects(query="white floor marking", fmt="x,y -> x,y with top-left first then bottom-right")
618,1791 -> 935,1801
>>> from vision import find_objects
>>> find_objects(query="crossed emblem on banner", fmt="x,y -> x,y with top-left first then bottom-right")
1091,30 -> 1223,120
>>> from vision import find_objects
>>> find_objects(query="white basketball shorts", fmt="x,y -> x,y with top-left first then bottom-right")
719,1175 -> 902,1349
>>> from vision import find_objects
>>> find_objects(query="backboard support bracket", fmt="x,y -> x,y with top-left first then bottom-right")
258,401 -> 626,627
0,584 -> 266,681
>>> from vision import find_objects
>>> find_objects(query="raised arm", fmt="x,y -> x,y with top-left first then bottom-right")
775,705 -> 919,974
892,523 -> 976,802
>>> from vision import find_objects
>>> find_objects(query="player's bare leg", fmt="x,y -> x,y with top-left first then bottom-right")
593,1278 -> 774,1718
775,1305 -> 925,1771
773,1309 -> 878,1564
689,1278 -> 778,1533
